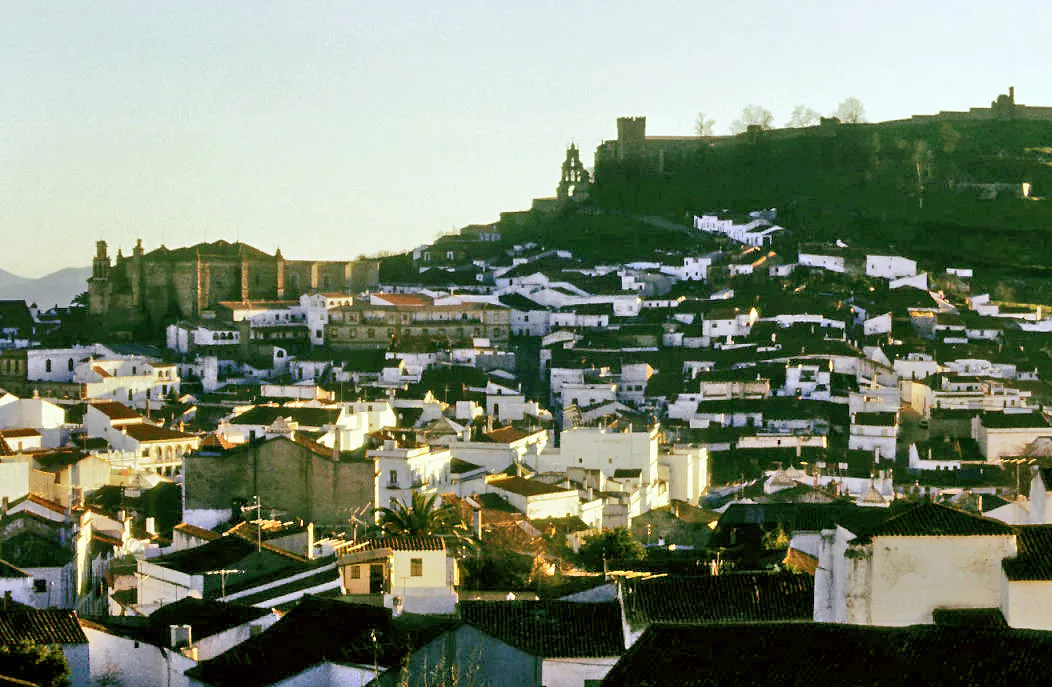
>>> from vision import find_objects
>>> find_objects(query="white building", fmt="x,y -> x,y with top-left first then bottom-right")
848,412 -> 898,460
814,503 -> 1017,626
866,255 -> 918,280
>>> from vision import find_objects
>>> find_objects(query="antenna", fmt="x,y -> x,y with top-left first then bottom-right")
205,568 -> 245,598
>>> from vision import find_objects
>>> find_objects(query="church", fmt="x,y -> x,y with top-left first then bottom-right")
87,239 -> 379,334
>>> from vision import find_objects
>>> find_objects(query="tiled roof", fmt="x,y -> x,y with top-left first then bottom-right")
851,502 -> 1014,544
17,494 -> 67,516
185,597 -> 456,686
602,622 -> 1052,687
1003,526 -> 1052,580
459,600 -> 624,658
482,426 -> 532,444
362,536 -> 446,552
173,523 -> 222,542
89,401 -> 142,421
620,573 -> 814,628
490,476 -> 574,498
0,428 -> 40,439
230,405 -> 341,428
0,608 -> 86,645
122,423 -> 195,442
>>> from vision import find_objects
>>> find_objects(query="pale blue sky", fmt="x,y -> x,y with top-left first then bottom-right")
2,1 -> 1048,276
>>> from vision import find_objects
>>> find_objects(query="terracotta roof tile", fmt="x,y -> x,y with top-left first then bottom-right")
363,536 -> 446,552
621,573 -> 814,628
851,502 -> 1014,543
458,600 -> 623,658
1004,525 -> 1052,580
482,426 -> 532,444
122,424 -> 195,442
89,401 -> 142,421
0,608 -> 86,645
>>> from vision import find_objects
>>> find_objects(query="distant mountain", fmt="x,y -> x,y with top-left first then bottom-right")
0,267 -> 91,309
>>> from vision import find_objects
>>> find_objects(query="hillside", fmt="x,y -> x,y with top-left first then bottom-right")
589,117 -> 1052,274
0,266 -> 91,308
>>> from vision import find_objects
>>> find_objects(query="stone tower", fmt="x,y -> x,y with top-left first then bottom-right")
88,241 -> 111,316
616,116 -> 647,161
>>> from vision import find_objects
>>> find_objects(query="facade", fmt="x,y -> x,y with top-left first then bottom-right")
87,239 -> 378,333
338,536 -> 458,614
327,300 -> 510,349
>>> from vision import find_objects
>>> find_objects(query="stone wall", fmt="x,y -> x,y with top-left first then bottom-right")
184,436 -> 373,527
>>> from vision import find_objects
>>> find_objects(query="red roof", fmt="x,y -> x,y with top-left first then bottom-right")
483,426 -> 532,444
92,365 -> 112,378
123,424 -> 195,442
373,293 -> 431,307
0,428 -> 41,439
90,401 -> 142,421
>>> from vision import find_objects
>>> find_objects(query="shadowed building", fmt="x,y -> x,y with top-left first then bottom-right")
87,239 -> 379,334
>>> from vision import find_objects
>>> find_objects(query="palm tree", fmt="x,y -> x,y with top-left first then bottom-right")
376,492 -> 466,538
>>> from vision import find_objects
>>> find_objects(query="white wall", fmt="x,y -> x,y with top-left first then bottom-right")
542,657 -> 618,687
852,536 -> 1016,626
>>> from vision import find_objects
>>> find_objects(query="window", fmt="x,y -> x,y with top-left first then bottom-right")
410,558 -> 423,577
67,359 -> 74,372
316,330 -> 323,339
45,359 -> 52,373
350,565 -> 361,579
33,579 -> 47,593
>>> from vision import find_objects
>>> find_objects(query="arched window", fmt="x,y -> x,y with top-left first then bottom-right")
45,359 -> 52,373
67,359 -> 74,372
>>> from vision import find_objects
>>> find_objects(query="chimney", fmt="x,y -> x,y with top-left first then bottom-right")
306,522 -> 316,560
145,517 -> 157,537
169,624 -> 192,650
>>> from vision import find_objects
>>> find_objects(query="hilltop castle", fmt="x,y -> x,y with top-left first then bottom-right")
87,239 -> 379,333
596,89 -> 1052,175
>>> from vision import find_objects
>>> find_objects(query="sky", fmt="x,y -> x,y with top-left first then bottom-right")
2,1 -> 1050,277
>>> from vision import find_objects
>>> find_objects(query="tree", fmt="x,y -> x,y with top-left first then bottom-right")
835,97 -> 866,124
786,105 -> 821,128
693,111 -> 716,137
0,640 -> 71,687
578,528 -> 646,571
376,492 -> 466,538
730,105 -> 774,135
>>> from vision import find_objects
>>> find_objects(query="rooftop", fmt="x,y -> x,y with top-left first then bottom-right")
601,622 -> 1052,687
0,608 -> 86,645
489,476 -> 575,498
458,600 -> 623,658
850,502 -> 1014,544
89,401 -> 142,421
620,573 -> 814,628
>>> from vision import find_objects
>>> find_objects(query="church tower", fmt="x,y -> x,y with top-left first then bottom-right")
88,241 -> 111,316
